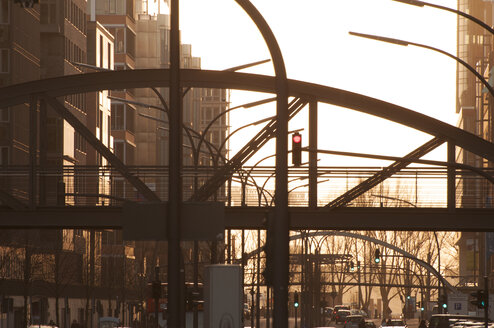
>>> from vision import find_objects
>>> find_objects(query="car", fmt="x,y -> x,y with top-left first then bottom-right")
343,315 -> 365,328
351,309 -> 369,318
428,314 -> 488,328
332,305 -> 351,321
324,307 -> 334,317
365,320 -> 377,328
335,309 -> 352,324
243,303 -> 250,318
381,319 -> 407,328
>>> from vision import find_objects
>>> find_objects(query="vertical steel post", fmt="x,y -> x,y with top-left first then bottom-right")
227,230 -> 231,264
193,241 -> 198,328
154,266 -> 160,328
357,260 -> 361,309
257,229 -> 261,328
484,276 -> 488,328
447,141 -> 455,212
39,99 -> 47,205
309,101 -> 318,208
168,0 -> 182,326
266,287 -> 270,328
233,2 -> 289,326
29,96 -> 37,209
90,229 -> 95,328
434,232 -> 441,313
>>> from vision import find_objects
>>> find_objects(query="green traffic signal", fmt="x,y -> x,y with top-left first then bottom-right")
470,290 -> 487,309
294,301 -> 299,308
374,249 -> 381,263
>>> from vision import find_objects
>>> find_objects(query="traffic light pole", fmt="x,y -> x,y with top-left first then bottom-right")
484,276 -> 488,328
295,306 -> 298,328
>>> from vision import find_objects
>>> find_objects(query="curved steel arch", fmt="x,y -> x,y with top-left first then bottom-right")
2,69 -> 494,163
242,230 -> 455,291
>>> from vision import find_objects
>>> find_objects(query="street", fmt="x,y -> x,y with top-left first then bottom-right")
243,317 -> 421,328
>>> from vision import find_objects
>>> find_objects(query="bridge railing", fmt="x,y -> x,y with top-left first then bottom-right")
0,165 -> 492,208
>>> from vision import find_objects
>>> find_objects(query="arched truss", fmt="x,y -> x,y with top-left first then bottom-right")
241,230 -> 455,291
2,68 -> 493,163
2,69 -> 494,203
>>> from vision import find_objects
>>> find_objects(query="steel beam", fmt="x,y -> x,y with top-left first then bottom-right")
190,98 -> 306,201
43,95 -> 160,202
309,101 -> 318,208
325,137 -> 444,208
3,69 -> 494,166
0,189 -> 28,210
448,141 -> 456,212
168,0 -> 182,326
29,95 -> 37,209
3,207 -> 494,231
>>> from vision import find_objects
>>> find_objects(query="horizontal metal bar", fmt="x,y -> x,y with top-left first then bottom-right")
1,206 -> 494,231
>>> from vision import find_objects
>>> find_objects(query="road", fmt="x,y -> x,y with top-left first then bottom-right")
244,317 -> 421,328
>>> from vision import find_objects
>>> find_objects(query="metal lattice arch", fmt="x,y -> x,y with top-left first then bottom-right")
2,68 -> 494,162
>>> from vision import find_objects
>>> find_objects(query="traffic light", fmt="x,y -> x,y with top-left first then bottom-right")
349,261 -> 355,271
152,281 -> 161,299
471,290 -> 488,309
262,214 -> 274,286
294,291 -> 299,308
374,249 -> 381,263
292,132 -> 302,167
439,294 -> 448,310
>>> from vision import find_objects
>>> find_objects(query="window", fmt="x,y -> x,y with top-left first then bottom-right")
107,42 -> 112,69
211,131 -> 220,145
112,27 -> 125,53
49,3 -> 56,23
97,109 -> 103,129
108,0 -> 116,14
0,49 -> 8,73
125,143 -> 135,165
74,131 -> 87,153
99,35 -> 103,67
160,29 -> 170,65
111,103 -> 124,130
114,141 -> 124,162
125,105 -> 135,133
126,27 -> 135,58
0,0 -> 8,24
0,146 -> 8,166
0,107 -> 8,121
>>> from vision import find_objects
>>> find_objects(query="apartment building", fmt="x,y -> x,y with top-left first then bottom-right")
456,0 -> 494,289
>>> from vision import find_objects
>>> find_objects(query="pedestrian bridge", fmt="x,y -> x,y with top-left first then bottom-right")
1,69 -> 494,232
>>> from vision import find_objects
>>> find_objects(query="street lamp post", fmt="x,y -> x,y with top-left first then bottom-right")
392,0 -> 494,36
348,31 -> 494,99
250,288 -> 255,328
371,194 -> 442,314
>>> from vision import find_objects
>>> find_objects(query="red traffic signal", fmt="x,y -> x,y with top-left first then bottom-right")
292,132 -> 302,166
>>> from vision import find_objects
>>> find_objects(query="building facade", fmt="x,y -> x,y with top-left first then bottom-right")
456,0 -> 494,292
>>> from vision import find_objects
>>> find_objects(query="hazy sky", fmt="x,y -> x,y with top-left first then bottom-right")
152,0 -> 458,168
